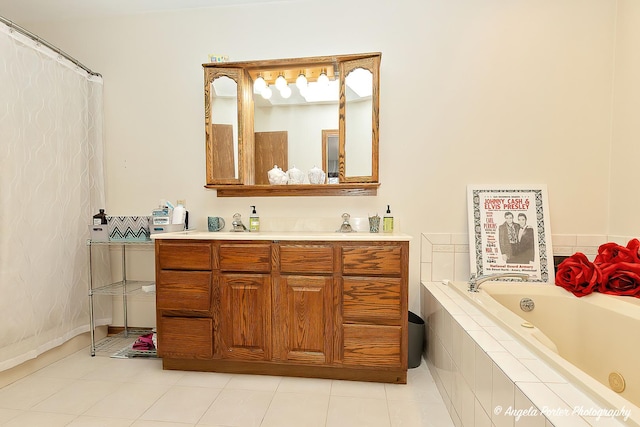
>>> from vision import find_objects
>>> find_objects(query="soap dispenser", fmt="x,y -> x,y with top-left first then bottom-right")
249,205 -> 260,232
383,205 -> 394,233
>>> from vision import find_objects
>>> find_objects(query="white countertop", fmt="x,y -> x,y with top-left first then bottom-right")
151,230 -> 412,241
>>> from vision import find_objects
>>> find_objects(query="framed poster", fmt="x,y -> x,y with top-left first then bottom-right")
467,185 -> 554,283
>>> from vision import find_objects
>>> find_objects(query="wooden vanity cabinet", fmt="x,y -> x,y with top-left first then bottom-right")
155,238 -> 409,383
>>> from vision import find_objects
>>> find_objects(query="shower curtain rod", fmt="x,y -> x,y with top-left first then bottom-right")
0,15 -> 101,77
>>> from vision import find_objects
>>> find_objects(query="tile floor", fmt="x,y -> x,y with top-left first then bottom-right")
0,350 -> 454,427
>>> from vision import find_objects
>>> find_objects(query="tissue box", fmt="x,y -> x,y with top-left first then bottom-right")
150,223 -> 186,234
89,224 -> 109,242
107,216 -> 151,241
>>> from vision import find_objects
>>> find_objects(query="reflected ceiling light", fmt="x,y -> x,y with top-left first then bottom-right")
260,85 -> 272,99
280,85 -> 292,99
275,74 -> 287,90
296,71 -> 307,90
254,74 -> 267,92
302,79 -> 339,103
345,68 -> 373,97
317,68 -> 329,86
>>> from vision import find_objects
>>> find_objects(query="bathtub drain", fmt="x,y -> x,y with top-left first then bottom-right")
520,298 -> 535,312
609,372 -> 626,393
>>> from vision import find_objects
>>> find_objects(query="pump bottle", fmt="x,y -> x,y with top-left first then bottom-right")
383,205 -> 394,233
93,209 -> 107,225
249,206 -> 260,232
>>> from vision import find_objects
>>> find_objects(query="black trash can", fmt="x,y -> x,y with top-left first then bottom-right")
408,311 -> 425,368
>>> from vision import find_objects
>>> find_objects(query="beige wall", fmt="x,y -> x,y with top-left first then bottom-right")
610,0 -> 640,236
19,0 -> 636,307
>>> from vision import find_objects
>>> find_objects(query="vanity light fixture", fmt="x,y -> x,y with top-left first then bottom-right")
279,85 -> 292,99
254,74 -> 267,92
317,68 -> 329,86
275,73 -> 287,90
260,85 -> 272,99
296,71 -> 308,90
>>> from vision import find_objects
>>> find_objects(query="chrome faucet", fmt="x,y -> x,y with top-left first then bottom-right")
337,213 -> 354,233
230,213 -> 248,232
468,272 -> 529,292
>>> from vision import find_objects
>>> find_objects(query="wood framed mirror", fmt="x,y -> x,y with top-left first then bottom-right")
203,53 -> 380,197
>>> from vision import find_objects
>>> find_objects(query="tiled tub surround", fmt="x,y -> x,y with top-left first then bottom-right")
422,281 -> 637,427
420,233 -> 640,427
419,233 -> 637,284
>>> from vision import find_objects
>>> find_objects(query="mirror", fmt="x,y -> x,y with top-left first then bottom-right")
203,53 -> 380,196
340,56 -> 379,183
210,76 -> 238,180
205,68 -> 248,185
345,68 -> 373,177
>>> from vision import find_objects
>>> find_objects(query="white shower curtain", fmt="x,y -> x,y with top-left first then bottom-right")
0,22 -> 106,370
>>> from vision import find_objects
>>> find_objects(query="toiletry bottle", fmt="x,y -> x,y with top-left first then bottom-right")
172,204 -> 185,225
249,206 -> 260,232
383,205 -> 394,233
93,209 -> 107,225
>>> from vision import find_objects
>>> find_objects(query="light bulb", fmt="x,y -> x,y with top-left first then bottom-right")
261,86 -> 272,99
317,70 -> 329,86
254,75 -> 266,92
275,74 -> 287,90
280,85 -> 292,99
296,72 -> 307,90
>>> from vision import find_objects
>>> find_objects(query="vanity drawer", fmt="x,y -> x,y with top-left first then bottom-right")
342,324 -> 402,368
342,245 -> 402,276
158,316 -> 213,359
219,244 -> 271,272
342,277 -> 401,323
156,271 -> 212,313
157,241 -> 213,270
280,245 -> 333,273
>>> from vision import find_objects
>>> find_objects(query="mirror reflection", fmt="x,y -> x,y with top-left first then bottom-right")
345,68 -> 373,178
209,75 -> 238,180
322,129 -> 339,183
253,69 -> 339,182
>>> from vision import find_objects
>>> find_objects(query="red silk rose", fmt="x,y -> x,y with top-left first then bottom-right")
598,262 -> 640,297
594,238 -> 640,264
555,252 -> 601,297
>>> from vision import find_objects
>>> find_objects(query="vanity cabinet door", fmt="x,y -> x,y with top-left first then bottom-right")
273,275 -> 333,364
217,273 -> 271,361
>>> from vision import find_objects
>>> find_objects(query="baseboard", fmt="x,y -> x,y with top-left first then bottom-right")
0,327 -> 107,388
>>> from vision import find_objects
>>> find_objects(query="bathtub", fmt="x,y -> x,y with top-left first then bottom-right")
422,280 -> 640,426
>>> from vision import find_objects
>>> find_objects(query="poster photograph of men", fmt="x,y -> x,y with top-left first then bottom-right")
498,211 -> 535,264
468,186 -> 554,283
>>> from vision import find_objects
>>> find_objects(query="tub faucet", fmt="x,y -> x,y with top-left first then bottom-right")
468,272 -> 529,292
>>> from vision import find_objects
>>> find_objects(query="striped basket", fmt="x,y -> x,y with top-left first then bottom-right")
107,216 -> 152,241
